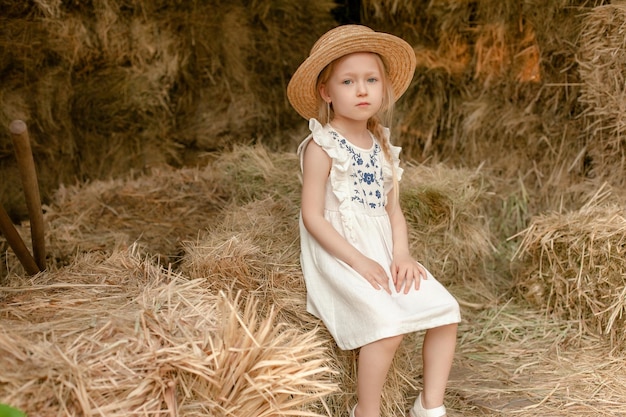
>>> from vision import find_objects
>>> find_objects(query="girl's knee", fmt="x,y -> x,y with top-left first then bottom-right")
382,334 -> 404,350
425,323 -> 458,340
436,323 -> 458,333
444,322 -> 458,332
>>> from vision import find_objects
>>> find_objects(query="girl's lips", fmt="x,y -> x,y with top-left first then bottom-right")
357,102 -> 370,106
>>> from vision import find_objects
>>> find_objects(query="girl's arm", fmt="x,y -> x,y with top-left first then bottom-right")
301,141 -> 392,294
386,193 -> 428,294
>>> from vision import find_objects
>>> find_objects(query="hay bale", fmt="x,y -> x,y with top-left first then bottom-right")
0,249 -> 337,416
211,145 -> 301,203
42,166 -> 226,263
1,145 -> 302,274
165,0 -> 336,149
513,196 -> 626,350
0,2 -> 181,219
578,3 -> 626,181
400,163 -> 497,290
0,0 -> 338,218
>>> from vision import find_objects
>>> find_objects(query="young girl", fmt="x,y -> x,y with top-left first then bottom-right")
287,25 -> 461,417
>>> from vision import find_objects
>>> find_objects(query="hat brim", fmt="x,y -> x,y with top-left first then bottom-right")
287,25 -> 417,121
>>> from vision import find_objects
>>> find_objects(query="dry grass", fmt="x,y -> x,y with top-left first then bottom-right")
40,166 -> 225,266
512,187 -> 626,350
450,300 -> 626,416
578,3 -> 626,183
0,248 -> 337,417
400,163 -> 498,292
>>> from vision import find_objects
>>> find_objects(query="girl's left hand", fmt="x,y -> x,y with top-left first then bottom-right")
390,255 -> 428,294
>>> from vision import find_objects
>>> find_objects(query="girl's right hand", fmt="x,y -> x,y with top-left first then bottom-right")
353,257 -> 392,294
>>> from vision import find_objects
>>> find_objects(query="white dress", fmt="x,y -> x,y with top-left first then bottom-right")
298,119 -> 461,350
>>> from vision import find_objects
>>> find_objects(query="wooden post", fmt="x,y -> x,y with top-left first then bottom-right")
0,204 -> 40,275
10,120 -> 46,271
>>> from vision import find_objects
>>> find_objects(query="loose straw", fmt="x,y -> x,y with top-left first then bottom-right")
10,120 -> 46,271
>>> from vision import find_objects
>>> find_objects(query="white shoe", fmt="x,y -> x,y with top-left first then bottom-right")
408,393 -> 446,417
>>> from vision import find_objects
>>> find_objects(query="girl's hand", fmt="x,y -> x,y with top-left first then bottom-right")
391,255 -> 428,294
353,257 -> 392,295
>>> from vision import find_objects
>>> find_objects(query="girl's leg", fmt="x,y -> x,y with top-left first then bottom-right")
421,323 -> 458,409
354,334 -> 404,417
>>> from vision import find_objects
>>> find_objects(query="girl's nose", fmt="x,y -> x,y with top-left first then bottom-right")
356,80 -> 368,95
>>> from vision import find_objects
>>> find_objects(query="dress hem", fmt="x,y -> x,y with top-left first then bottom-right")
333,314 -> 462,351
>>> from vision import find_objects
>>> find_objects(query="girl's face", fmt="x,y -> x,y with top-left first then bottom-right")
319,52 -> 385,125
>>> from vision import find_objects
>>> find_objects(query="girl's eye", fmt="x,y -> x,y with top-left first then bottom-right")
368,77 -> 378,83
342,80 -> 353,85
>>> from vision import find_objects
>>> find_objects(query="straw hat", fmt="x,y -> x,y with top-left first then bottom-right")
287,24 -> 417,120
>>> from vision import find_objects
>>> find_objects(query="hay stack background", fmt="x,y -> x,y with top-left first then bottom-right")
3,0 -> 626,415
362,0 -> 598,219
578,3 -> 626,182
0,0 -> 336,219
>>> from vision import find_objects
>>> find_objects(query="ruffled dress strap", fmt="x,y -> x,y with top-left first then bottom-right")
297,119 -> 335,170
380,126 -> 404,195
297,118 -> 357,242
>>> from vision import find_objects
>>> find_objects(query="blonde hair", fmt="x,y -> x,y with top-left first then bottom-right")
316,53 -> 400,208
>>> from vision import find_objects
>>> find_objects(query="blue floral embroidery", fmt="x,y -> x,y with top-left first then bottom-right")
337,136 -> 364,166
331,129 -> 386,211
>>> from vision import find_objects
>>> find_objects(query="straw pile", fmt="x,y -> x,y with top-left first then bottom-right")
41,166 -> 225,266
451,300 -> 626,416
0,145 -> 302,277
513,189 -> 626,350
400,163 -> 497,289
0,248 -> 337,416
178,155 -> 500,415
578,3 -> 626,182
